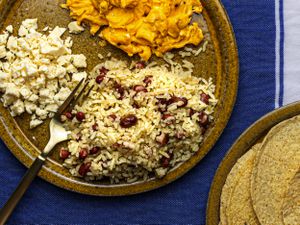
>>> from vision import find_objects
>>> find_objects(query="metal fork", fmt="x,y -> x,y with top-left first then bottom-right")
0,78 -> 93,224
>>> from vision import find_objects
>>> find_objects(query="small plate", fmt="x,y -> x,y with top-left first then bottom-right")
0,0 -> 238,196
206,101 -> 300,225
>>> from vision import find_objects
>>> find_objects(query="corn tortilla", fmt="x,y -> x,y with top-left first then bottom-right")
282,171 -> 300,225
220,144 -> 260,225
251,115 -> 300,225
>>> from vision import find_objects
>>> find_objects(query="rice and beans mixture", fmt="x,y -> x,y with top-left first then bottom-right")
62,59 -> 217,183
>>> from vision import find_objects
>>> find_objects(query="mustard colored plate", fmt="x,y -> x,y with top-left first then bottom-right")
206,101 -> 300,225
0,0 -> 238,196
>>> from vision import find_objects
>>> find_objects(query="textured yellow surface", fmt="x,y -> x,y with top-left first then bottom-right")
220,145 -> 260,225
62,0 -> 204,60
251,115 -> 300,225
282,172 -> 300,225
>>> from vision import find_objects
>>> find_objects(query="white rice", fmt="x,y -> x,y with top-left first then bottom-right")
180,40 -> 209,58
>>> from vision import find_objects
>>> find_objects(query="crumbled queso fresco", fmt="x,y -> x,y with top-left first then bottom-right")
0,19 -> 87,128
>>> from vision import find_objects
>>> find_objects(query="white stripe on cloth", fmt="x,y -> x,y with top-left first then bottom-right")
275,0 -> 281,108
283,0 -> 300,105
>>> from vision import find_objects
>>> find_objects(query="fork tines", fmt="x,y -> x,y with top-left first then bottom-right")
54,79 -> 92,121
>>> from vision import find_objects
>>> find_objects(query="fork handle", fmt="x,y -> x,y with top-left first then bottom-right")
0,154 -> 46,225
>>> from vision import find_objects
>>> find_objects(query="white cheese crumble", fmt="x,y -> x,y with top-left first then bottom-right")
42,26 -> 49,32
0,18 -> 88,128
68,21 -> 84,34
6,25 -> 13,33
72,54 -> 87,68
72,71 -> 87,82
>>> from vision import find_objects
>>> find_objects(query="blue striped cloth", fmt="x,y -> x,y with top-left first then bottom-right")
0,0 -> 294,224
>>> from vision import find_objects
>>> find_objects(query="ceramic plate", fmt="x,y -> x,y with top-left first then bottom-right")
206,101 -> 300,225
0,0 -> 238,196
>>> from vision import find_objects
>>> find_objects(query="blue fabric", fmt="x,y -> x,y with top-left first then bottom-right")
0,1 -> 278,224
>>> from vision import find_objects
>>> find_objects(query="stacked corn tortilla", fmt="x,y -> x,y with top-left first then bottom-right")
220,115 -> 300,225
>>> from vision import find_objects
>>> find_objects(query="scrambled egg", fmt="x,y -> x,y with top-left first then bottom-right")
62,0 -> 204,61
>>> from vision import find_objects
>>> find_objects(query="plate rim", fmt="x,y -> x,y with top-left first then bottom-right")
206,101 -> 300,225
0,0 -> 239,196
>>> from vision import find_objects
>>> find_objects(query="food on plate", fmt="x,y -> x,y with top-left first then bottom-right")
0,19 -> 86,128
219,115 -> 300,225
282,172 -> 300,225
0,16 -> 214,183
68,21 -> 85,34
220,144 -> 260,225
62,0 -> 204,61
251,115 -> 300,225
61,58 -> 217,183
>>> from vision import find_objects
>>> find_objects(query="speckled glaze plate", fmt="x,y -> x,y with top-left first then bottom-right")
206,101 -> 300,225
0,0 -> 238,196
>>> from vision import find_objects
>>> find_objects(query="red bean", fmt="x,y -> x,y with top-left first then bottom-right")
78,162 -> 91,176
161,114 -> 175,125
162,114 -> 173,120
143,76 -> 153,86
79,148 -> 88,159
189,108 -> 196,117
132,102 -> 140,109
198,111 -> 209,126
120,114 -> 138,128
178,98 -> 188,107
59,148 -> 70,160
65,111 -> 74,120
95,75 -> 105,84
90,146 -> 100,155
200,93 -> 210,104
108,114 -> 117,121
156,133 -> 169,146
135,61 -> 145,69
76,112 -> 85,121
112,143 -> 122,149
99,66 -> 109,76
133,85 -> 147,93
156,97 -> 168,112
168,96 -> 188,108
114,83 -> 125,100
161,153 -> 173,168
161,157 -> 170,168
156,97 -> 168,105
166,96 -> 176,105
92,123 -> 98,131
